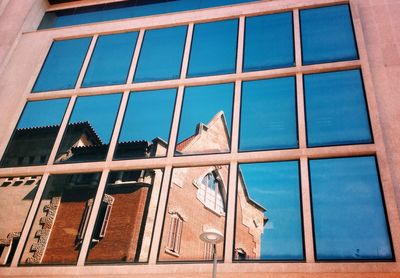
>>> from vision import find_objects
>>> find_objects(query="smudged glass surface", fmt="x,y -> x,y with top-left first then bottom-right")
0,176 -> 41,266
32,38 -> 91,92
82,32 -> 138,87
176,83 -> 233,156
310,156 -> 392,260
134,26 -> 187,82
304,69 -> 372,147
234,162 -> 303,260
115,89 -> 176,159
55,94 -> 121,163
39,0 -> 257,29
187,20 -> 238,77
0,99 -> 69,168
240,77 -> 297,151
244,12 -> 294,71
159,165 -> 229,261
20,173 -> 101,265
86,168 -> 164,263
300,4 -> 358,65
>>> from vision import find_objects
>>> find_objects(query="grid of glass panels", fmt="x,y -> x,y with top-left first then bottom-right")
0,2 -> 394,268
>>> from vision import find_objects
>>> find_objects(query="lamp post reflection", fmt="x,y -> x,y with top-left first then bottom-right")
200,228 -> 224,278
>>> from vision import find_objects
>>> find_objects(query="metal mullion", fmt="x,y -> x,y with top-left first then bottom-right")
75,35 -> 98,89
105,90 -> 130,163
300,156 -> 314,262
77,169 -> 110,265
46,96 -> 77,165
180,23 -> 194,79
25,60 -> 362,102
126,29 -> 145,84
224,161 -> 238,263
148,165 -> 173,264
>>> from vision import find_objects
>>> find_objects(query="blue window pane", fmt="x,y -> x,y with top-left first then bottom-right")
240,77 -> 297,151
310,156 -> 393,260
1,98 -> 69,167
235,161 -> 303,260
39,0 -> 257,29
32,38 -> 91,92
115,89 -> 177,159
176,83 -> 234,155
134,26 -> 187,82
300,4 -> 358,65
56,94 -> 121,163
82,32 -> 138,87
188,20 -> 238,77
244,12 -> 294,71
304,69 -> 372,147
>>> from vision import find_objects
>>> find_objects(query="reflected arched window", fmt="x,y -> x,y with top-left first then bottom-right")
197,171 -> 225,215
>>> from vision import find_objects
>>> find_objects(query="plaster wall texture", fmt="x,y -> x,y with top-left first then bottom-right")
0,0 -> 400,277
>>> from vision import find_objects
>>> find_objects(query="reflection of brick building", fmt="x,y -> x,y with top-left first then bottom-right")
160,112 -> 266,261
0,176 -> 41,265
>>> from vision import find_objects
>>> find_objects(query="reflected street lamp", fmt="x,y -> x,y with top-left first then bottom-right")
200,228 -> 224,278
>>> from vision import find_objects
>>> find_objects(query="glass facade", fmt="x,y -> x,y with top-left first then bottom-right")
300,4 -> 358,65
304,69 -> 372,147
0,0 -> 396,273
32,38 -> 91,92
82,32 -> 138,87
244,12 -> 294,71
187,20 -> 238,77
134,26 -> 187,82
240,77 -> 297,151
310,156 -> 392,260
235,161 -> 303,261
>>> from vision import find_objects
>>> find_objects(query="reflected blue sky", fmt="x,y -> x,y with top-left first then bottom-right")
310,156 -> 392,260
301,4 -> 358,65
40,0 -> 258,29
178,83 -> 233,142
18,99 -> 69,129
188,19 -> 238,77
83,32 -> 138,87
238,161 -> 303,260
33,38 -> 91,92
119,89 -> 176,143
244,12 -> 294,71
134,26 -> 187,82
68,94 -> 121,143
304,69 -> 372,147
240,77 -> 297,151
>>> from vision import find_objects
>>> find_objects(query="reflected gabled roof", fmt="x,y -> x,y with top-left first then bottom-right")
67,121 -> 103,146
176,111 -> 229,153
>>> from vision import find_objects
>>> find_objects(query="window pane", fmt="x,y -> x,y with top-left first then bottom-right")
39,0 -> 258,29
20,173 -> 101,265
159,165 -> 228,261
310,156 -> 392,260
240,77 -> 297,151
300,4 -> 358,65
304,69 -> 372,147
55,94 -> 121,163
187,19 -> 238,77
176,83 -> 233,156
32,38 -> 91,92
115,89 -> 176,159
134,26 -> 187,82
244,12 -> 294,71
0,176 -> 41,266
0,99 -> 69,168
86,168 -> 163,263
82,32 -> 138,87
235,161 -> 303,260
